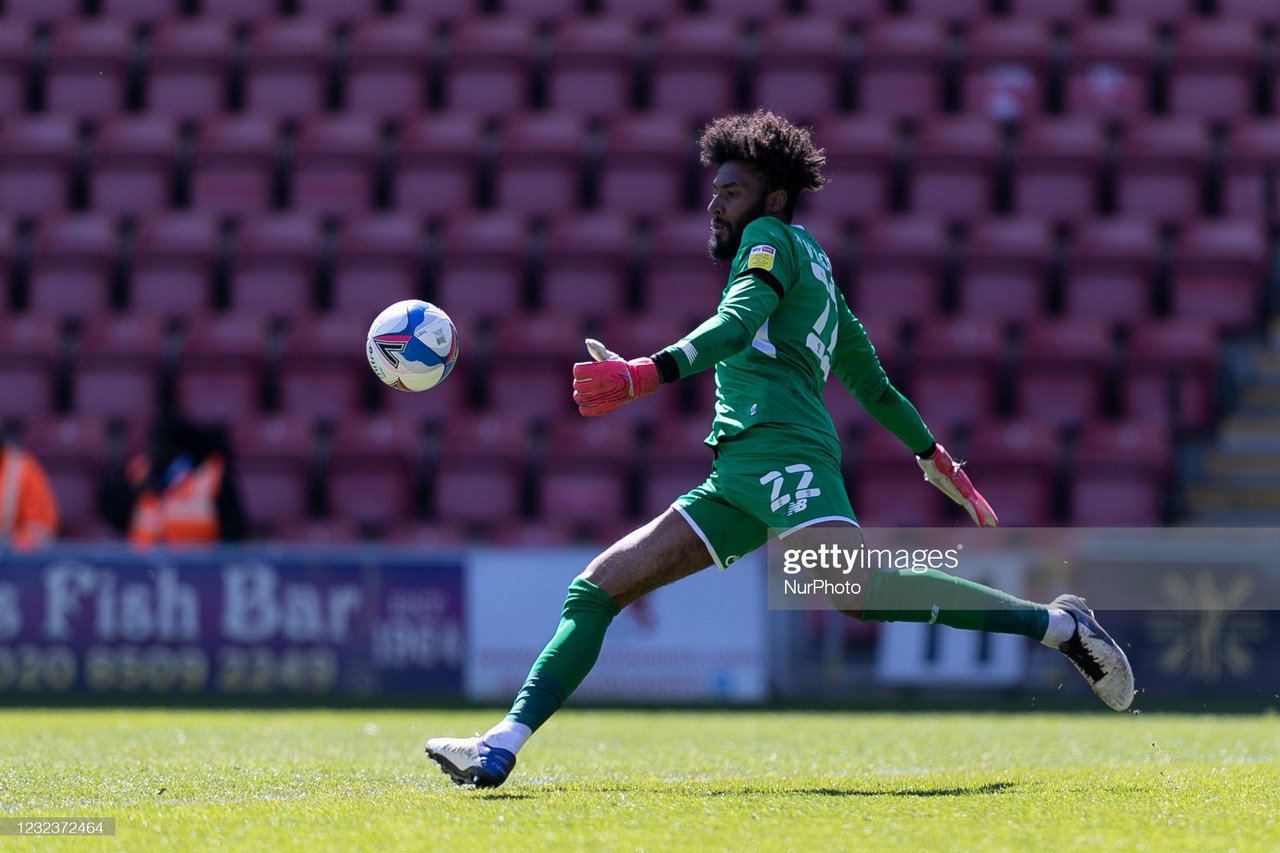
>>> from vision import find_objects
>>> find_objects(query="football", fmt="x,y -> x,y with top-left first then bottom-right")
365,300 -> 460,392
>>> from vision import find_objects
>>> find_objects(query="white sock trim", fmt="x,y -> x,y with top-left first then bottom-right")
1041,608 -> 1076,648
483,720 -> 533,755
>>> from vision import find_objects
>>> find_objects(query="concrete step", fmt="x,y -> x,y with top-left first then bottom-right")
1239,386 -> 1280,414
1218,417 -> 1280,452
1184,483 -> 1280,510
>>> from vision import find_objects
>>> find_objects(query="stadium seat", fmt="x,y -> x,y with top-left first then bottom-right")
276,518 -> 360,544
965,419 -> 1059,526
1063,217 -> 1157,322
850,215 -> 947,321
294,0 -> 383,20
641,416 -> 717,520
433,413 -> 530,526
175,315 -> 268,425
962,19 -> 1051,121
145,19 -> 232,120
1170,219 -> 1266,334
45,20 -> 132,118
908,318 -> 1004,430
547,17 -> 639,118
806,115 -> 897,219
376,345 -> 465,427
229,213 -> 323,318
436,213 -> 530,324
243,19 -> 334,119
644,213 -> 729,320
1013,117 -> 1105,219
1169,21 -> 1258,120
290,114 -> 381,216
1223,120 -> 1280,217
487,518 -> 578,547
1003,0 -> 1093,19
190,0 -> 281,21
393,112 -> 483,215
346,17 -> 433,118
0,21 -> 29,118
131,213 -> 220,317
539,418 -> 637,525
0,116 -> 78,216
1109,0 -> 1195,21
1065,21 -> 1155,119
0,314 -> 61,421
1116,118 -> 1208,220
1217,0 -> 1280,22
851,426 -> 948,527
444,18 -> 536,117
486,313 -> 584,423
1122,319 -> 1218,431
589,312 -> 691,425
909,117 -> 1002,218
958,217 -> 1052,321
100,0 -> 184,19
3,0 -> 79,20
901,0 -> 987,18
1014,318 -> 1112,427
754,18 -> 846,121
650,18 -> 743,121
277,314 -> 369,424
597,114 -> 692,216
28,214 -> 118,318
332,212 -> 424,318
326,414 -> 421,529
858,18 -> 946,117
1070,421 -> 1169,525
495,113 -> 587,216
383,521 -> 468,549
19,415 -> 109,539
71,314 -> 165,422
540,212 -> 635,316
89,116 -> 179,216
802,0 -> 880,21
190,115 -> 281,217
824,315 -> 903,435
231,414 -> 316,537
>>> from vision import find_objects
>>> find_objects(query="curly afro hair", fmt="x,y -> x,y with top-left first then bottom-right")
697,109 -> 827,221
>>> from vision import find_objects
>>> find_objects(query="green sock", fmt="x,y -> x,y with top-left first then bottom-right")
859,568 -> 1049,639
505,577 -> 621,733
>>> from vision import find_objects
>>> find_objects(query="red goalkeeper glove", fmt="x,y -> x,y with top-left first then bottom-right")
572,338 -> 660,417
917,443 -> 999,527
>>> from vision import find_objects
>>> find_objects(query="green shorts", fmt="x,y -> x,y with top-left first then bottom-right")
671,424 -> 858,570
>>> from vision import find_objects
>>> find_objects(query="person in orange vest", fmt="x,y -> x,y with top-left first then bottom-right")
0,440 -> 59,550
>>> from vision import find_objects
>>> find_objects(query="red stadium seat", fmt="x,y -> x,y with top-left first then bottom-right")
46,20 -> 132,118
959,217 -> 1052,321
1123,319 -> 1218,431
1015,318 -> 1111,428
1004,0 -> 1093,19
486,313 -> 584,423
701,0 -> 788,18
540,418 -> 637,525
902,0 -> 987,18
910,117 -> 1002,218
291,114 -> 381,216
444,18 -> 536,117
191,0 -> 280,21
806,115 -> 896,219
244,19 -> 334,119
28,214 -> 118,318
436,213 -> 530,324
1071,421 -> 1169,525
383,521 -> 468,548
1110,0 -> 1194,21
594,0 -> 686,20
71,315 -> 165,422
825,315 -> 904,435
597,113 -> 692,216
962,19 -> 1050,121
754,18 -> 845,120
590,312 -> 690,427
277,314 -> 368,423
859,18 -> 946,118
131,213 -> 219,317
327,414 -> 421,528
495,113 -> 586,216
1217,0 -> 1280,21
333,212 -> 424,319
1116,118 -> 1208,220
852,426 -> 947,527
231,414 -> 315,536
1065,21 -> 1155,119
1013,117 -> 1105,219
4,0 -> 78,20
434,413 -> 530,526
1224,120 -> 1280,217
540,213 -> 635,316
176,315 -> 268,425
0,315 -> 61,421
1063,217 -> 1157,322
0,21 -> 29,118
229,213 -> 322,318
346,17 -> 432,118
650,18 -> 742,121
89,116 -> 179,216
803,0 -> 880,20
376,345 -> 466,428
190,115 -> 281,216
488,518 -> 579,547
966,419 -> 1059,526
850,215 -> 947,321
276,519 -> 360,544
19,415 -> 108,538
1171,220 -> 1266,335
644,213 -> 727,319
642,416 -> 716,520
393,112 -> 483,215
1170,21 -> 1258,120
547,17 -> 639,118
909,318 -> 1004,430
101,0 -> 184,19
294,0 -> 383,20
0,116 -> 77,216
146,19 -> 232,120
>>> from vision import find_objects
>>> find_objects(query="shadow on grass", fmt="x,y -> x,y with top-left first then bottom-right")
786,781 -> 1019,798
539,780 -> 1020,798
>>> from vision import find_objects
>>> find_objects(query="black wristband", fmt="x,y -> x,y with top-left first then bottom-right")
915,442 -> 937,459
650,350 -> 680,384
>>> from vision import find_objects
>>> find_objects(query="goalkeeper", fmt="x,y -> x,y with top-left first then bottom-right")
428,110 -> 1134,788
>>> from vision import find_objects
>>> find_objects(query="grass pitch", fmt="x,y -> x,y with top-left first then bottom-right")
1,708 -> 1277,851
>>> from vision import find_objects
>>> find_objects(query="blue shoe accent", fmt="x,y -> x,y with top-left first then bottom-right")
426,737 -> 517,789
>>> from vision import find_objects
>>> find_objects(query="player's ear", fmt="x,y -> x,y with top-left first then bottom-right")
765,188 -> 787,216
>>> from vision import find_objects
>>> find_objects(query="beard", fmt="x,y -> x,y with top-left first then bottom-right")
707,195 -> 769,261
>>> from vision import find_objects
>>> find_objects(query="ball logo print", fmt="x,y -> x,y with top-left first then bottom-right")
366,300 -> 460,392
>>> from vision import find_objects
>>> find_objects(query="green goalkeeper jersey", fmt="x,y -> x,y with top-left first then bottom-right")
653,216 -> 935,455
